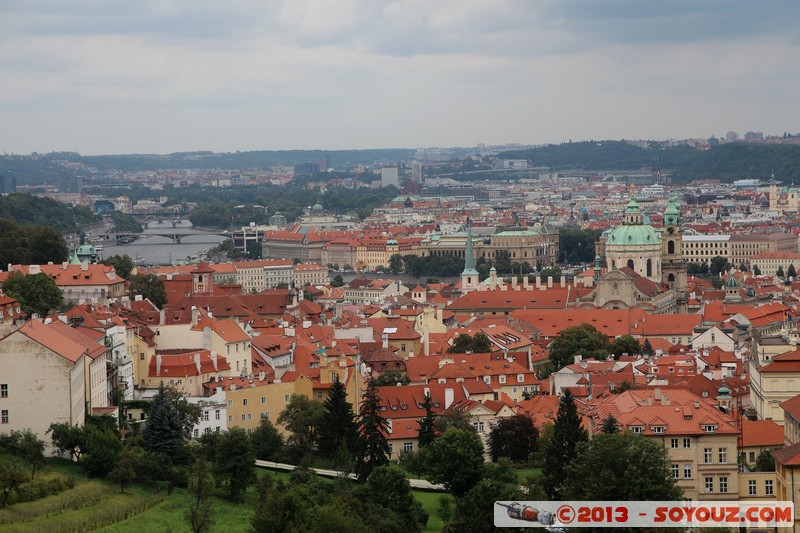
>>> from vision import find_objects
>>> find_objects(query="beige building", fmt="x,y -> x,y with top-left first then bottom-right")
293,263 -> 329,287
0,319 -> 109,454
589,389 -> 740,501
682,233 -> 797,267
7,262 -> 126,305
233,260 -> 293,292
749,348 -> 800,424
223,373 -> 314,435
750,251 -> 800,278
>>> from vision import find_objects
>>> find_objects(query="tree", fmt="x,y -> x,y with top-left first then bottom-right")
607,334 -> 641,358
389,254 -> 404,274
753,264 -> 762,275
777,266 -> 786,279
366,464 -> 425,532
251,417 -> 283,461
448,334 -> 475,354
472,332 -> 492,353
487,415 -> 539,463
186,458 -> 215,533
317,380 -> 358,462
102,254 -> 134,279
642,338 -> 655,356
82,427 -> 122,476
425,428 -> 484,497
28,225 -> 68,264
548,323 -> 609,370
15,430 -> 45,480
108,446 -> 139,493
417,394 -> 436,448
143,384 -> 185,456
215,427 -> 256,501
128,273 -> 167,308
0,464 -> 27,507
370,370 -> 410,386
600,414 -> 620,434
753,449 -> 776,472
354,384 -> 390,481
446,475 -> 523,533
542,390 -> 588,499
789,264 -> 797,279
710,256 -> 732,276
47,422 -> 86,461
331,274 -> 344,287
2,271 -> 64,317
277,394 -> 325,457
564,433 -> 682,500
434,409 -> 475,436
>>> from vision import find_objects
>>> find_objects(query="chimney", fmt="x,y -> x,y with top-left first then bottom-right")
444,388 -> 455,409
134,294 -> 143,302
285,327 -> 295,337
259,370 -> 265,381
211,351 -> 218,371
191,306 -> 198,326
203,326 -> 212,350
511,277 -> 518,290
424,387 -> 430,397
80,262 -> 89,271
547,276 -> 553,288
523,276 -> 529,290
560,277 -> 565,288
194,353 -> 201,374
574,355 -> 582,365
29,264 -> 40,275
159,308 -> 165,325
61,262 -> 68,270
535,275 -> 541,288
156,354 -> 163,375
382,331 -> 389,349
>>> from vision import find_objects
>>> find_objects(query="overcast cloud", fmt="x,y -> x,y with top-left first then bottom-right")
1,1 -> 798,154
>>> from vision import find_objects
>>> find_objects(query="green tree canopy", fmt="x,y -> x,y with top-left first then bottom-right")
251,417 -> 283,461
548,323 -> 609,370
417,394 -> 436,448
425,428 -> 484,497
608,334 -> 642,359
142,384 -> 185,456
101,254 -> 134,279
564,432 -> 682,500
214,427 -> 256,501
370,370 -> 410,387
128,273 -> 167,308
2,271 -> 64,317
366,464 -> 426,532
277,394 -> 325,457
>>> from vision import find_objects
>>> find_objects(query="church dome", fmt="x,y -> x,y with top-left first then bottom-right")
725,275 -> 739,289
607,224 -> 659,246
311,203 -> 324,212
386,239 -> 398,245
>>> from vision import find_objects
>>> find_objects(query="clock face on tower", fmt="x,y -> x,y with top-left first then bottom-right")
666,226 -> 675,235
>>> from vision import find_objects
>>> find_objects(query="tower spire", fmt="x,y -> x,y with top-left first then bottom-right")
461,218 -> 479,293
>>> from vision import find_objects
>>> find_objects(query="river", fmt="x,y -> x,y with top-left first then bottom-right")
98,220 -> 227,265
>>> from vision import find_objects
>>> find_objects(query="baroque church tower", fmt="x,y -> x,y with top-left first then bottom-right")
460,219 -> 479,293
661,195 -> 688,313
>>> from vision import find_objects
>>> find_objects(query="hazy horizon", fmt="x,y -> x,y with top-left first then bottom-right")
2,1 -> 798,155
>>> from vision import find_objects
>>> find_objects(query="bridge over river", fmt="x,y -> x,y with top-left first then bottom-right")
99,220 -> 231,245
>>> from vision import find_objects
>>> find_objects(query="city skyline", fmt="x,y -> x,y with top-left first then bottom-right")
1,1 -> 798,155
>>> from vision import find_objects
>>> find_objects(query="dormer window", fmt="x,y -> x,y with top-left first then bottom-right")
652,426 -> 666,434
702,424 -> 717,433
517,374 -> 524,383
629,426 -> 644,433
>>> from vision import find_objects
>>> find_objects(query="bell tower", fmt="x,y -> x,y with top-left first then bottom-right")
661,195 -> 688,313
460,219 -> 479,293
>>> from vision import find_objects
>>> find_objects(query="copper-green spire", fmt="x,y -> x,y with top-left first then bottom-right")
462,219 -> 478,276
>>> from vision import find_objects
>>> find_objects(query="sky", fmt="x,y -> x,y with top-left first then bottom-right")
1,1 -> 799,155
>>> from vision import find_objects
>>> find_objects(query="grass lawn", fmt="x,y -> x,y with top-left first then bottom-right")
413,489 -> 447,533
515,467 -> 542,483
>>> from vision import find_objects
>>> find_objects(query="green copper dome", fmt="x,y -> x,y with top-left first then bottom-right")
664,195 -> 681,225
607,224 -> 659,246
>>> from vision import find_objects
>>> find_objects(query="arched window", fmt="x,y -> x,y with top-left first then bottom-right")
668,240 -> 675,254
627,259 -> 634,270
646,259 -> 653,277
668,273 -> 675,282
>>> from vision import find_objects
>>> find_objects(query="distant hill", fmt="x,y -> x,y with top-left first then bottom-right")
0,149 -> 416,185
499,141 -> 800,183
0,193 -> 99,233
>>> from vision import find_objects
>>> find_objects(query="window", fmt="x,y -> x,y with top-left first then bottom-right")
705,477 -> 714,493
499,375 -> 507,384
241,415 -> 246,421
0,384 -> 7,398
203,411 -> 209,421
228,400 -> 233,407
683,464 -> 692,479
228,415 -> 233,422
403,442 -> 414,453
765,480 -> 774,496
517,374 -> 524,383
683,438 -> 691,448
193,429 -> 199,438
630,426 -> 643,433
243,398 -> 248,406
284,395 -> 290,402
704,448 -> 713,463
261,396 -> 266,404
702,424 -> 717,433
670,438 -> 679,448
652,426 -> 665,433
671,464 -> 679,479
1,410 -> 7,424
215,410 -> 220,420
388,443 -> 393,454
748,480 -> 757,496
718,448 -> 727,464
317,392 -> 324,399
719,477 -> 728,494
247,414 -> 252,420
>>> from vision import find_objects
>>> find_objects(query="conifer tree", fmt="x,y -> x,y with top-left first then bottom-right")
600,414 -> 620,434
143,384 -> 184,456
417,394 -> 436,448
318,379 -> 358,461
542,390 -> 588,499
355,383 -> 390,481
